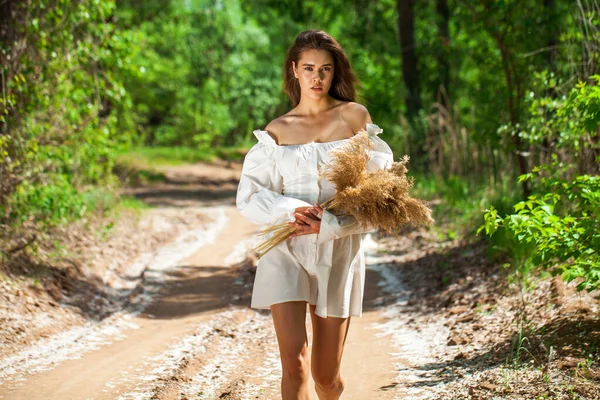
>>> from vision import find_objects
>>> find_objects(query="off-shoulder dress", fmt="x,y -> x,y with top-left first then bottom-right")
236,124 -> 393,318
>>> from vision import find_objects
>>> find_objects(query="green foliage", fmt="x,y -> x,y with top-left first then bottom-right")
413,173 -> 520,238
564,76 -> 600,137
480,169 -> 600,291
8,175 -> 86,227
117,0 -> 282,148
1,0 -> 136,237
2,0 -> 599,301
512,74 -> 600,159
479,21 -> 600,292
0,0 -> 145,264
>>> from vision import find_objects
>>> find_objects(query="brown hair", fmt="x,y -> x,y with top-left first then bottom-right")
283,30 -> 358,107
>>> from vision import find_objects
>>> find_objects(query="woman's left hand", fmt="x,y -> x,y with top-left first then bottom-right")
289,204 -> 323,237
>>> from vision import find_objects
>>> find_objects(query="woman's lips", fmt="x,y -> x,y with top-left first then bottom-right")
311,87 -> 323,92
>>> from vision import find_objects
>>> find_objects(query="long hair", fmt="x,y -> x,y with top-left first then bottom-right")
283,30 -> 358,107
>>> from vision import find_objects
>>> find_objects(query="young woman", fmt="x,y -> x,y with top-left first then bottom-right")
236,30 -> 393,399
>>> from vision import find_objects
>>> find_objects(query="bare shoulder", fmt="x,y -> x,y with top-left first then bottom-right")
264,115 -> 292,144
339,102 -> 373,133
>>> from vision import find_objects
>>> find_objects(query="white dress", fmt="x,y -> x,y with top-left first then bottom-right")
236,124 -> 393,318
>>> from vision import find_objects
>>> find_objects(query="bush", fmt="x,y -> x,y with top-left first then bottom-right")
0,0 -> 137,256
481,170 -> 599,291
479,76 -> 600,291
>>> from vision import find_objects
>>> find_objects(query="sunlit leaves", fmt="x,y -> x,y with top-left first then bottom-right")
480,171 -> 600,292
1,0 -> 133,230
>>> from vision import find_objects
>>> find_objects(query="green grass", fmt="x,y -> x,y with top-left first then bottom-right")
117,145 -> 248,166
113,145 -> 249,186
103,195 -> 151,226
410,172 -> 521,238
116,195 -> 151,211
113,151 -> 168,186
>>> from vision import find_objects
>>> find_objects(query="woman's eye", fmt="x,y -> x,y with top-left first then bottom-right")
303,66 -> 331,72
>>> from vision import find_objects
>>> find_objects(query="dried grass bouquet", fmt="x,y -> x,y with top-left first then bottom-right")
252,129 -> 434,259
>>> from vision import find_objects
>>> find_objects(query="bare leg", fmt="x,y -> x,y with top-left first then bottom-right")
271,301 -> 311,400
309,305 -> 350,400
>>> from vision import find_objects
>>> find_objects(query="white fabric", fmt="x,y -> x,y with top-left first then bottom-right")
236,123 -> 393,318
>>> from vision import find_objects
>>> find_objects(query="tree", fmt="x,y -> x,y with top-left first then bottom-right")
396,0 -> 422,117
435,0 -> 450,107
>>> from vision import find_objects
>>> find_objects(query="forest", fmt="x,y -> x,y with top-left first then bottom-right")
0,0 -> 599,398
2,0 -> 598,292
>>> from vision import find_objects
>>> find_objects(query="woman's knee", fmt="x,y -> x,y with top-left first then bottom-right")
311,362 -> 342,387
312,369 -> 344,393
280,347 -> 310,381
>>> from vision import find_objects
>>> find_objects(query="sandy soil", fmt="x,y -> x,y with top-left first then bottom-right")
0,161 -> 598,400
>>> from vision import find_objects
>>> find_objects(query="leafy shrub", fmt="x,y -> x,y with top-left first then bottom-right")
480,170 -> 599,291
480,77 -> 600,291
0,0 -> 136,255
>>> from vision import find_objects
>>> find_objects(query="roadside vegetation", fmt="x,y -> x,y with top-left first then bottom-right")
0,1 -> 598,396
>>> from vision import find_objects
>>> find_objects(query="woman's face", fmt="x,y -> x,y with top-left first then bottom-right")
292,49 -> 335,101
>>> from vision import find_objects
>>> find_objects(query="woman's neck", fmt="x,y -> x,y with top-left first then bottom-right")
295,94 -> 338,117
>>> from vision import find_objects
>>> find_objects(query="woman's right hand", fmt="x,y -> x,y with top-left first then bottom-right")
289,205 -> 323,237
293,205 -> 322,221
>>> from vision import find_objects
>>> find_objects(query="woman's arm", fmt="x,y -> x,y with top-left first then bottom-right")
236,138 -> 312,225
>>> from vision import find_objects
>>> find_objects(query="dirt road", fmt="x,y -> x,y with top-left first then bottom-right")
0,162 -> 446,400
0,206 -> 422,399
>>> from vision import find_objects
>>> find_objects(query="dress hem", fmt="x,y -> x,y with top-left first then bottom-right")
251,300 -> 362,319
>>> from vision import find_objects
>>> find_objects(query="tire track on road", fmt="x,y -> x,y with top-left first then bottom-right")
0,207 -> 228,387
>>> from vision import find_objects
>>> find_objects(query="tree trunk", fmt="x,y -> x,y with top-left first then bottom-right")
544,0 -> 558,74
496,36 -> 530,198
396,0 -> 422,117
436,0 -> 450,108
542,0 -> 558,164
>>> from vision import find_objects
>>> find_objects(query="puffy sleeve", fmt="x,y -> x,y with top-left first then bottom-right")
236,129 -> 313,225
317,124 -> 394,243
